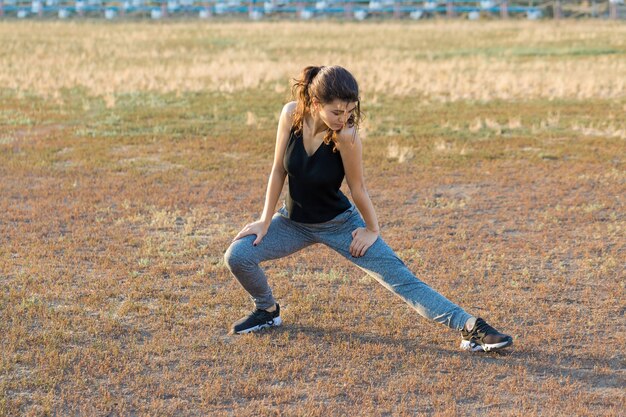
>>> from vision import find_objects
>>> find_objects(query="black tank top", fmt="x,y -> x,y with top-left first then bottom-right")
283,128 -> 351,223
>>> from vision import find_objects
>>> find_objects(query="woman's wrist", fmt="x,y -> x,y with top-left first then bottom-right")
366,226 -> 380,234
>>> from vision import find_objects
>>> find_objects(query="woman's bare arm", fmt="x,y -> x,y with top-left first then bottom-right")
336,128 -> 380,257
233,102 -> 296,245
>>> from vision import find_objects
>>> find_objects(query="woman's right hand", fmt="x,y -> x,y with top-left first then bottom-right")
233,220 -> 269,246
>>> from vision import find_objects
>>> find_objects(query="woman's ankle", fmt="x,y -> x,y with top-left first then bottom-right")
464,316 -> 477,332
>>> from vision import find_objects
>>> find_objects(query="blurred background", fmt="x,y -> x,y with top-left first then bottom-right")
0,0 -> 624,21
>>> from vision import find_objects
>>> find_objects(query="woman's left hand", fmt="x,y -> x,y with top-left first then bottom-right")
350,227 -> 379,258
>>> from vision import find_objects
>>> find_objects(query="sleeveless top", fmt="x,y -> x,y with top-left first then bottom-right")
283,128 -> 351,223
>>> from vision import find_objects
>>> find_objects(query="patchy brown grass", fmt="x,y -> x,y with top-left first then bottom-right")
0,21 -> 625,416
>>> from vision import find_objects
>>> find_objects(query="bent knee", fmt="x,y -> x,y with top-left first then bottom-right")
224,238 -> 256,272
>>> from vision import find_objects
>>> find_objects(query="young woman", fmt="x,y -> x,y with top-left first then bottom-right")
224,65 -> 513,352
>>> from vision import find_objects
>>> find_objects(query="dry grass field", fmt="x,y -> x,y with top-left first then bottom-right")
0,20 -> 625,416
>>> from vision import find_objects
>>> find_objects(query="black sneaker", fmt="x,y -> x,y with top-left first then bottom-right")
230,304 -> 282,335
460,318 -> 513,352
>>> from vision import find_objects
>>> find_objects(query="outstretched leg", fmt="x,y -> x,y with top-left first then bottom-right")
315,208 -> 513,350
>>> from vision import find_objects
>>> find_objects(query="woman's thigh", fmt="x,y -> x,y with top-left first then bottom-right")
225,212 -> 316,266
315,209 -> 408,274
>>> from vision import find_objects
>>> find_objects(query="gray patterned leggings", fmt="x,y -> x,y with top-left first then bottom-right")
224,205 -> 472,331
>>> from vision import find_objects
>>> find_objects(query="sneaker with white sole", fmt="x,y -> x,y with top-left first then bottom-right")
230,304 -> 282,335
460,317 -> 513,352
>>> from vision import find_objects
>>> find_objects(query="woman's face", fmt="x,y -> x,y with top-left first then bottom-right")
316,99 -> 358,131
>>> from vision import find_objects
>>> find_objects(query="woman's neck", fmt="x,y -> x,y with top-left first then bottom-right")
304,112 -> 328,137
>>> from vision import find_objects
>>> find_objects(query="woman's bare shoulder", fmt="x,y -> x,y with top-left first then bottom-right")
281,101 -> 298,123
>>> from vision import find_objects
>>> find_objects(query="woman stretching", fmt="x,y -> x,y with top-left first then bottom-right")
224,65 -> 513,352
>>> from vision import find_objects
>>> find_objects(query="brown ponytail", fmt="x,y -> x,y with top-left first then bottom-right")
291,66 -> 324,140
291,65 -> 361,152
